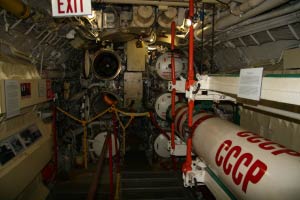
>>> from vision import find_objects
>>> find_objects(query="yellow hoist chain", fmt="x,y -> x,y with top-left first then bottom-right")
56,105 -> 150,169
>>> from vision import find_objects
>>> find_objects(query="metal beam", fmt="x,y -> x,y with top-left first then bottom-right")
250,34 -> 260,45
238,37 -> 247,47
288,24 -> 300,40
266,30 -> 276,42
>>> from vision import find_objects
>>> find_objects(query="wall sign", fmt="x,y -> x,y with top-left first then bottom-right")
51,0 -> 92,17
5,80 -> 20,118
238,68 -> 263,101
46,80 -> 54,99
20,83 -> 31,98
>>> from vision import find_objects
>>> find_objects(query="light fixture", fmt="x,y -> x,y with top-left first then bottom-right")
148,46 -> 157,51
184,18 -> 192,28
87,11 -> 96,19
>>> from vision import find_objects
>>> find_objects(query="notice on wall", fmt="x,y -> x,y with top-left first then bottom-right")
238,68 -> 264,101
20,82 -> 31,98
38,80 -> 46,97
51,0 -> 92,17
5,80 -> 20,118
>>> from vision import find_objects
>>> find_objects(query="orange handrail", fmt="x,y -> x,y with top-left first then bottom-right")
87,133 -> 110,200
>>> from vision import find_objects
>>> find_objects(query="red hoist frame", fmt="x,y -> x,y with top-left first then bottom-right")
182,0 -> 195,174
170,21 -> 179,171
170,21 -> 176,152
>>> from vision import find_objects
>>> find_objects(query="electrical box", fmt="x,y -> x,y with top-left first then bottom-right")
0,79 -> 52,118
126,40 -> 146,71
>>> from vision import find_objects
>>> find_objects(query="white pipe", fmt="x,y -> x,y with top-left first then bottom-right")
92,0 -> 217,7
216,0 -> 289,30
231,0 -> 265,16
202,0 -> 265,28
195,0 -> 290,41
232,1 -> 300,28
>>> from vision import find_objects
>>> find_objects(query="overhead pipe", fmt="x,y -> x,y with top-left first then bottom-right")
195,0 -> 290,41
217,0 -> 289,30
231,0 -> 265,16
92,0 -> 219,7
232,1 -> 300,28
194,0 -> 263,30
0,0 -> 30,19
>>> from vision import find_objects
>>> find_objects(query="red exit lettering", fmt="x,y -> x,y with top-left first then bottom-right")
57,0 -> 84,14
215,140 -> 267,193
237,131 -> 300,157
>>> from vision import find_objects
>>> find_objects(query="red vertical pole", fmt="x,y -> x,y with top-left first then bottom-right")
108,134 -> 114,200
171,21 -> 176,150
183,0 -> 195,174
171,21 -> 176,86
113,114 -> 120,172
171,122 -> 175,150
52,105 -> 58,178
189,0 -> 194,18
182,137 -> 193,173
186,5 -> 195,128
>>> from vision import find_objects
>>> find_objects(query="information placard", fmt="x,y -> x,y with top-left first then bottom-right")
238,68 -> 264,101
5,80 -> 20,118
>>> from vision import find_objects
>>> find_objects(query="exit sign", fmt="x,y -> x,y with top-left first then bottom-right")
51,0 -> 92,17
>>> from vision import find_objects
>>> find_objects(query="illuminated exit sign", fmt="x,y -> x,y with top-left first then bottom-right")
51,0 -> 92,17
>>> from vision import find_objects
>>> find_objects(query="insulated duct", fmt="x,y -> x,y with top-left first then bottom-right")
231,0 -> 265,16
0,0 -> 30,19
92,0 -> 217,7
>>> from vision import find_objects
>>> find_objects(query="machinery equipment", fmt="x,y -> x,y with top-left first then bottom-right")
1,0 -> 300,199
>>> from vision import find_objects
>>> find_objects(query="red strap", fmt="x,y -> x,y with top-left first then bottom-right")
191,115 -> 215,137
176,110 -> 188,133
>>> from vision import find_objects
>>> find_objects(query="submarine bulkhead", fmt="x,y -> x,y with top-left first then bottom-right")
0,0 -> 300,199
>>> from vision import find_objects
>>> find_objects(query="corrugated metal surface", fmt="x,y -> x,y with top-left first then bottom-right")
240,108 -> 300,152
